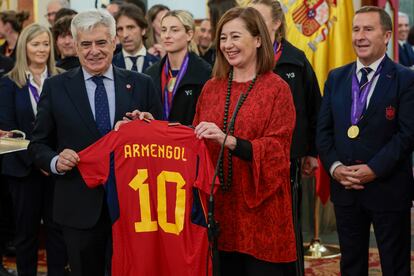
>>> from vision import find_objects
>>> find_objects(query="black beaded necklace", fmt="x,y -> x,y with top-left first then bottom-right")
219,68 -> 257,191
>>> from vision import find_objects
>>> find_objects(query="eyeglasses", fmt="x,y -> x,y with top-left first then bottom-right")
44,12 -> 57,18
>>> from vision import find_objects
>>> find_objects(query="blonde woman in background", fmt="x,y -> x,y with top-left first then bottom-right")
144,10 -> 211,126
0,23 -> 67,276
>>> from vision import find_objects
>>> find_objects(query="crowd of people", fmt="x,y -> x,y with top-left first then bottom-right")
0,0 -> 413,276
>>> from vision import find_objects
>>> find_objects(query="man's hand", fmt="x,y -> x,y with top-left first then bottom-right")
333,165 -> 364,190
301,156 -> 319,177
56,149 -> 80,173
347,164 -> 376,184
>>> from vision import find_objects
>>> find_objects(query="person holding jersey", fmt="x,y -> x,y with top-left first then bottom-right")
145,10 -> 211,126
193,7 -> 296,276
0,23 -> 67,276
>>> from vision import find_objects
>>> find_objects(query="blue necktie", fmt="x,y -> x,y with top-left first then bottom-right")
128,56 -> 138,72
359,67 -> 373,90
92,76 -> 111,136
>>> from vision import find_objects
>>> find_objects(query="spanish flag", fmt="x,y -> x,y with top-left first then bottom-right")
284,0 -> 356,204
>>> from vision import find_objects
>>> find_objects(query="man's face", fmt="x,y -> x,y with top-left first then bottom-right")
352,12 -> 391,66
116,15 -> 145,54
75,25 -> 116,75
57,33 -> 76,58
46,2 -> 62,25
398,15 -> 409,41
198,20 -> 212,49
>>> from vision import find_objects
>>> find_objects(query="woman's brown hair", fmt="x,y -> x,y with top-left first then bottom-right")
212,7 -> 274,79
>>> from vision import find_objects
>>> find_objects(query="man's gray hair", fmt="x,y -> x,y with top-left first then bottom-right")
71,9 -> 116,41
399,12 -> 409,22
47,0 -> 70,9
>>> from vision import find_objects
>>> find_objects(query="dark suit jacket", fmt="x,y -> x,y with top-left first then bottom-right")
28,66 -> 162,229
0,77 -> 36,177
112,51 -> 159,73
316,56 -> 414,211
398,43 -> 414,67
0,55 -> 13,78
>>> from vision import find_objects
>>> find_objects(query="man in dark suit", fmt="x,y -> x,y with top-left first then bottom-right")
28,10 -> 162,276
398,12 -> 414,67
317,6 -> 414,276
112,4 -> 158,73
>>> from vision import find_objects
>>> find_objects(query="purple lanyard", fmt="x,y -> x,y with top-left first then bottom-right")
350,59 -> 384,125
273,41 -> 278,54
27,80 -> 40,103
163,53 -> 189,120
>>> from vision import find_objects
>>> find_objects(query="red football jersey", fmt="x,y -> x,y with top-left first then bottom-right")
77,120 -> 216,276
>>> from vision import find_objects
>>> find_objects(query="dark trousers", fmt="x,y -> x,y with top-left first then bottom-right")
62,203 -> 111,276
283,159 -> 304,276
219,251 -> 287,276
334,204 -> 411,276
6,171 -> 67,276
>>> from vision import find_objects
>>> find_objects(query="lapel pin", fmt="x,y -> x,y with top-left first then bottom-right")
386,74 -> 392,78
126,84 -> 132,90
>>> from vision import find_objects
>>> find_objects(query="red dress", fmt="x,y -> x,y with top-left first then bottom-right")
193,72 -> 297,262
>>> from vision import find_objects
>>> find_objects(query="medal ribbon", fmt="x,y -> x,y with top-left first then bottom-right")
27,80 -> 40,103
161,53 -> 189,120
350,58 -> 385,125
273,41 -> 282,63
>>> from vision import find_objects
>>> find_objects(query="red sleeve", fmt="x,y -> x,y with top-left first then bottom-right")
77,131 -> 118,188
245,80 -> 296,208
194,139 -> 218,195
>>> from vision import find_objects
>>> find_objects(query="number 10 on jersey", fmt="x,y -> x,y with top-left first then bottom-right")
128,169 -> 186,235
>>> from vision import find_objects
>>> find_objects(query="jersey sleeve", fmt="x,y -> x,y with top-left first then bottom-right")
77,131 -> 118,188
194,140 -> 218,195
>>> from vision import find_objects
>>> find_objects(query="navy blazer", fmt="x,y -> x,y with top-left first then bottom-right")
112,51 -> 159,73
398,43 -> 414,67
0,77 -> 37,177
28,66 -> 162,228
316,56 -> 414,211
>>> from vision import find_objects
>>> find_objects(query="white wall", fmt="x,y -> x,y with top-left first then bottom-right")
147,0 -> 207,19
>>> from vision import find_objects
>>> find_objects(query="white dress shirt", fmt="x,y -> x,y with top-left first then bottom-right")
26,67 -> 48,116
123,46 -> 146,73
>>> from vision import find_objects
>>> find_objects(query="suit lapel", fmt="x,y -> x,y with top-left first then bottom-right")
113,67 -> 132,124
18,85 -> 35,122
360,57 -> 394,124
342,64 -> 355,125
64,67 -> 101,139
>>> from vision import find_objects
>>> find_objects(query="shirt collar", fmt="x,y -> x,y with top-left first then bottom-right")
123,45 -> 146,58
26,67 -> 48,85
82,65 -> 114,81
356,54 -> 385,74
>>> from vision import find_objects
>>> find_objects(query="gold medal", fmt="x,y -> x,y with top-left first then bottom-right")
347,125 -> 359,139
167,77 -> 176,92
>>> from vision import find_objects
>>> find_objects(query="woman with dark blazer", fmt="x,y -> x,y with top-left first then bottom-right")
144,10 -> 211,126
0,23 -> 67,276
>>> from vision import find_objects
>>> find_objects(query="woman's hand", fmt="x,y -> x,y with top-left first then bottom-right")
194,122 -> 237,150
114,110 -> 154,131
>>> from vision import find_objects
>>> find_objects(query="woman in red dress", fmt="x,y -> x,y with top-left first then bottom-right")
193,7 -> 297,276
